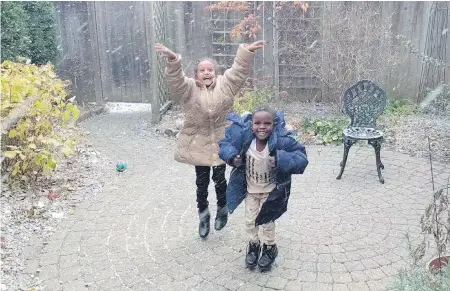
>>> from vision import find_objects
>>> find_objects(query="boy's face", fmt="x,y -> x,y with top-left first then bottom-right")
196,61 -> 216,86
252,111 -> 274,141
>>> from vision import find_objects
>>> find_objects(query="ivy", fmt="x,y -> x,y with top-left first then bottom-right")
0,2 -> 30,62
22,1 -> 58,65
0,1 -> 58,64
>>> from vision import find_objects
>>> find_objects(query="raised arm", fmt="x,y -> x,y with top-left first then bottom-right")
156,43 -> 194,103
219,40 -> 265,97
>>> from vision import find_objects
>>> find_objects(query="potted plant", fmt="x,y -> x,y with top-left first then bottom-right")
420,178 -> 450,274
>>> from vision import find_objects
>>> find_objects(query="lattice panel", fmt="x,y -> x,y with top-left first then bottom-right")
153,2 -> 170,109
276,1 -> 323,100
208,2 -> 245,68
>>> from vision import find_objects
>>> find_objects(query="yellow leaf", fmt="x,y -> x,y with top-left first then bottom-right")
12,166 -> 20,177
4,151 -> 17,158
8,129 -> 18,138
35,100 -> 44,110
62,111 -> 71,122
62,147 -> 73,156
48,157 -> 57,169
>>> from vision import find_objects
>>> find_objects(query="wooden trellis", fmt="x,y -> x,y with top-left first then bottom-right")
206,1 -> 323,101
146,1 -> 171,124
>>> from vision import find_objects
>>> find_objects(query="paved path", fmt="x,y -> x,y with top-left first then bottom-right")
19,112 -> 449,291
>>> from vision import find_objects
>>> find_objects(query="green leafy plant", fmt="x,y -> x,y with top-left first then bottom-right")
1,61 -> 80,182
391,234 -> 450,291
392,263 -> 450,291
233,88 -> 273,114
385,99 -> 418,116
301,118 -> 349,145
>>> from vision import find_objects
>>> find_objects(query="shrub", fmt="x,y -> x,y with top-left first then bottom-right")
1,61 -> 79,182
0,1 -> 58,64
385,99 -> 418,116
22,1 -> 58,65
0,2 -> 30,62
301,118 -> 349,145
233,88 -> 273,114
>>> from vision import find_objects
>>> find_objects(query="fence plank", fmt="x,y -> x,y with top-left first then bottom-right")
86,1 -> 103,104
54,1 -> 96,104
145,1 -> 160,124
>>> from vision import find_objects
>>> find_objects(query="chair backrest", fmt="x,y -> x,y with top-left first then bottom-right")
343,80 -> 387,128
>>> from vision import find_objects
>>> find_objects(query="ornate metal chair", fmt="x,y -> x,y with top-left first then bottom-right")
336,80 -> 387,184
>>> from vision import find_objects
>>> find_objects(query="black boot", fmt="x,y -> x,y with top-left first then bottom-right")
214,205 -> 228,230
198,208 -> 210,238
245,241 -> 261,269
258,244 -> 278,271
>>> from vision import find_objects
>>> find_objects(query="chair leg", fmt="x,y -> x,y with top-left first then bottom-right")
336,137 -> 357,180
368,138 -> 385,184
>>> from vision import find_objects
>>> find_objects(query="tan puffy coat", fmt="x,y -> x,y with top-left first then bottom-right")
165,44 -> 255,166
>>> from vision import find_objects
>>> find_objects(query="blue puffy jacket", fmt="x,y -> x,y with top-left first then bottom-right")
219,110 -> 308,226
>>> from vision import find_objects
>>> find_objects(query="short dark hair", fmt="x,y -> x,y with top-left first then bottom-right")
252,105 -> 276,120
194,57 -> 218,75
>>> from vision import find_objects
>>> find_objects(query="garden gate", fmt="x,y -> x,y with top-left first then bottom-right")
55,1 -> 170,124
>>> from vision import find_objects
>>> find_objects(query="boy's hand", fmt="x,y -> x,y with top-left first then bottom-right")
155,43 -> 177,60
247,40 -> 266,52
268,156 -> 276,168
233,155 -> 243,167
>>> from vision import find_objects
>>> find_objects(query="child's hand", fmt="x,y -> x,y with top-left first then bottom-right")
233,155 -> 243,167
247,40 -> 266,52
155,43 -> 177,60
268,156 -> 276,168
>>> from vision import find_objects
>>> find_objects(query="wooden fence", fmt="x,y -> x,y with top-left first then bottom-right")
54,1 -> 170,123
54,1 -> 449,109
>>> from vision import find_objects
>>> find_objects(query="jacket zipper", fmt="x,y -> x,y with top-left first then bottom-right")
207,89 -> 216,164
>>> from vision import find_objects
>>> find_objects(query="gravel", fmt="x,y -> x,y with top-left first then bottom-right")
0,128 -> 112,291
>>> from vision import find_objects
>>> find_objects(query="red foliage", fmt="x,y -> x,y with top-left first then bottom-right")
206,1 -> 309,41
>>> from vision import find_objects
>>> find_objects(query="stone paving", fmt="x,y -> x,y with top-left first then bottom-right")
18,112 -> 449,291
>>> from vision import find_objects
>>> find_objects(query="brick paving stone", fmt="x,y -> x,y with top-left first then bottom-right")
16,112 -> 449,291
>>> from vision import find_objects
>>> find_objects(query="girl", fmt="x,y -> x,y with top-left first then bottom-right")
219,106 -> 308,271
155,41 -> 265,238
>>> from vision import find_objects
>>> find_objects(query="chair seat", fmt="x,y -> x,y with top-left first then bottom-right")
343,126 -> 383,140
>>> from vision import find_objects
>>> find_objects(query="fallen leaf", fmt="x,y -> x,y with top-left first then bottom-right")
47,193 -> 60,200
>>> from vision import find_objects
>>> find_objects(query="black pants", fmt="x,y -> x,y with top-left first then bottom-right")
195,165 -> 227,212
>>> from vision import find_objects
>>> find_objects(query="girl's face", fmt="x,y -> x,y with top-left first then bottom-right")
196,61 -> 216,86
252,111 -> 274,141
